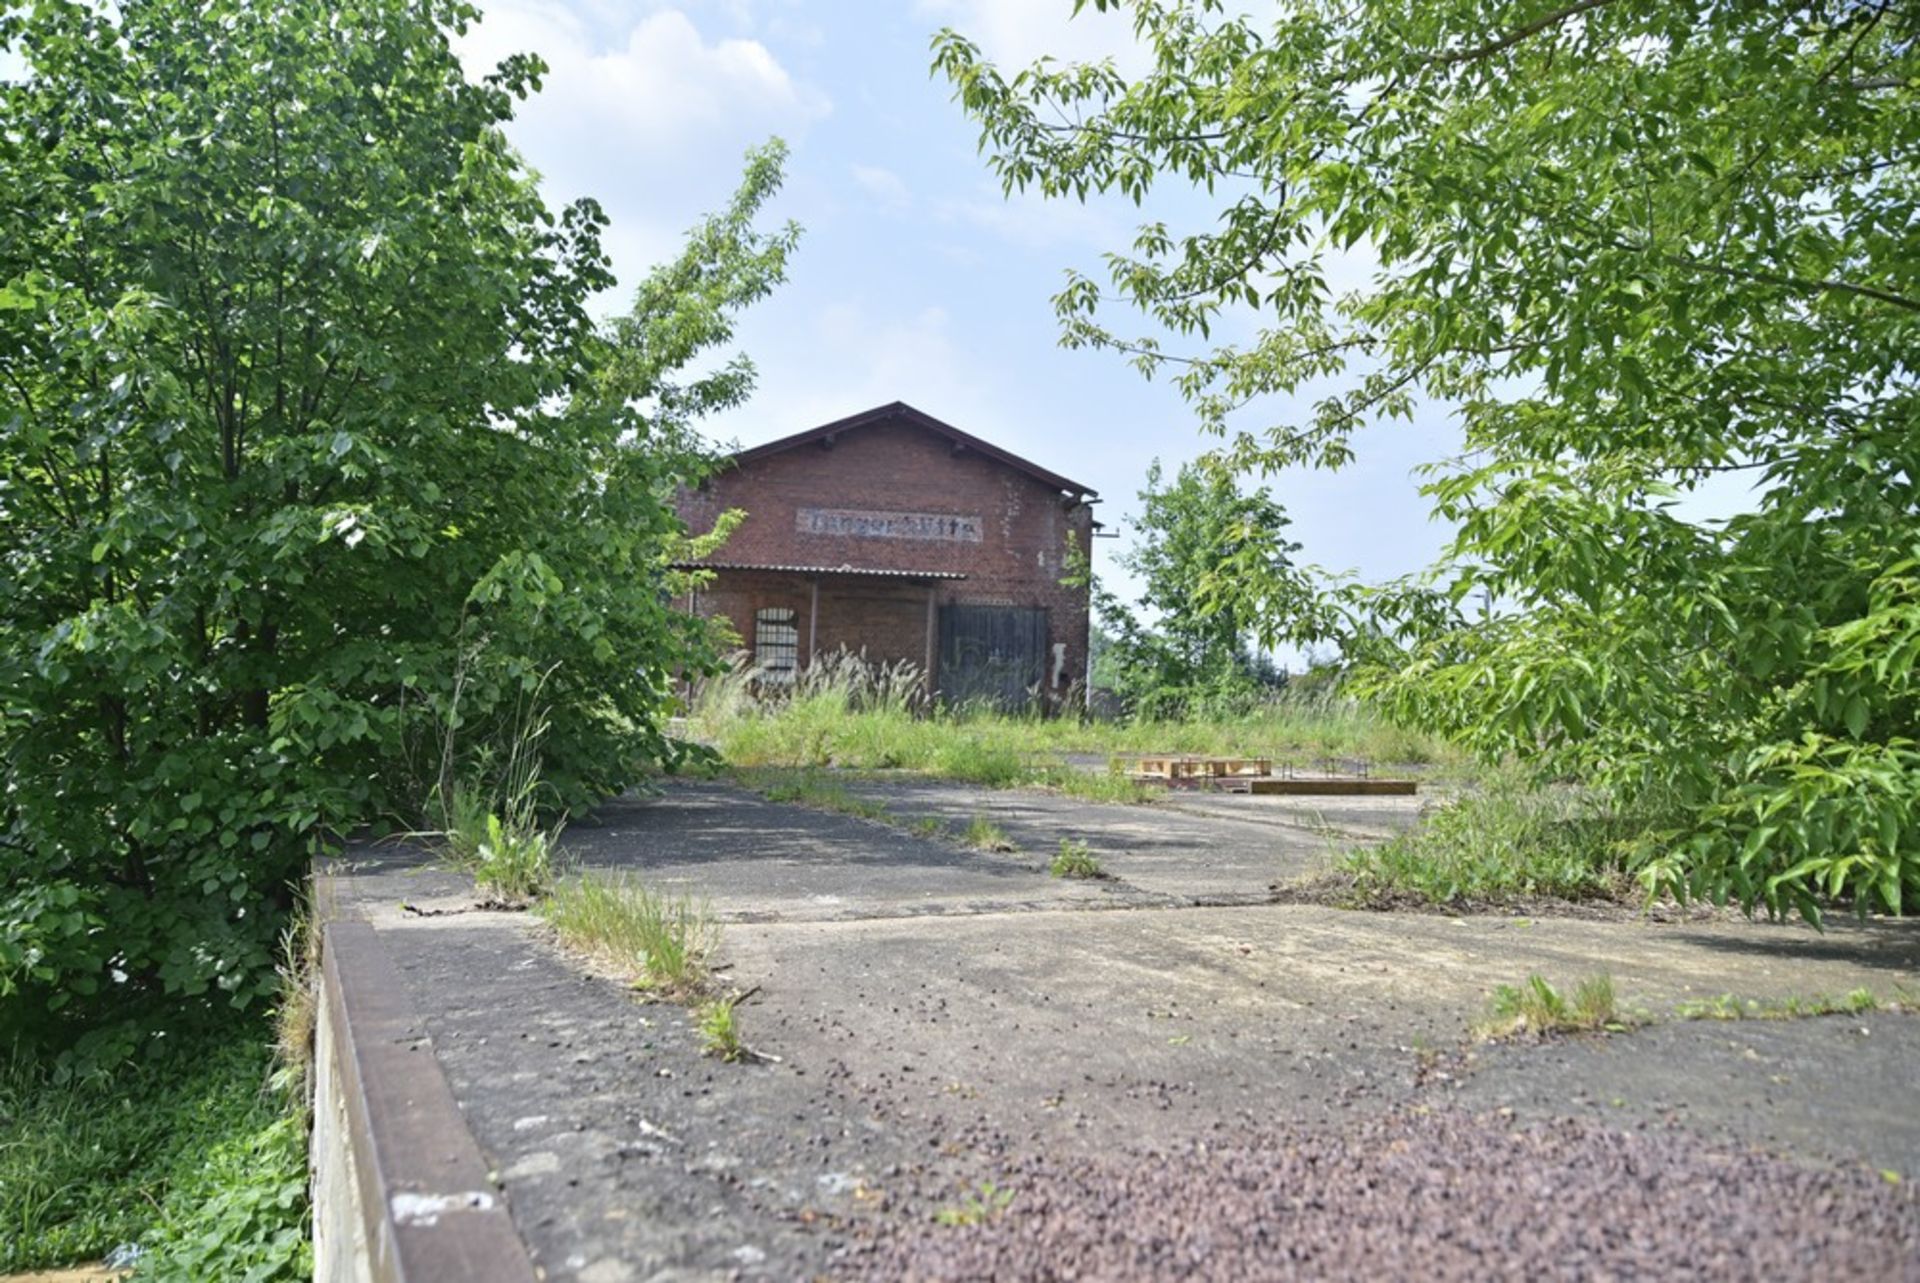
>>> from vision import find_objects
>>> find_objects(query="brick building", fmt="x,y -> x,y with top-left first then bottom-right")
675,402 -> 1099,709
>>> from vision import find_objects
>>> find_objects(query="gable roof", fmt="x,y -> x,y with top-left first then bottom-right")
727,401 -> 1098,499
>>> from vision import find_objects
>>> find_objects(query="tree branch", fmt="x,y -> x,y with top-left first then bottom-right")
1661,252 -> 1920,315
1431,0 -> 1619,66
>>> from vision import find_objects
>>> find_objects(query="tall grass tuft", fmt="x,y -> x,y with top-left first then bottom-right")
429,668 -> 561,901
542,873 -> 718,999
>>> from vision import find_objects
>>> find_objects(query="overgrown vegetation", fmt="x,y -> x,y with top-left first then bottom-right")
542,874 -> 718,1000
935,3 -> 1920,921
1344,779 -> 1637,907
694,652 -> 1459,794
1050,839 -> 1104,880
1479,975 -> 1622,1039
430,684 -> 560,903
0,1017 -> 308,1278
0,0 -> 798,1054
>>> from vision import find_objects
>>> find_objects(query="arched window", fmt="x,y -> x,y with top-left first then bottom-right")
754,607 -> 799,682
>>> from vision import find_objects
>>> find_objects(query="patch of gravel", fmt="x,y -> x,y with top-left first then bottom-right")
849,1109 -> 1920,1281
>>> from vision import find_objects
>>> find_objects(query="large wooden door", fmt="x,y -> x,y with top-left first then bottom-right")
938,605 -> 1048,710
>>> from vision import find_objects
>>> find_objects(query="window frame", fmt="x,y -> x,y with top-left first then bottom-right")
753,606 -> 801,682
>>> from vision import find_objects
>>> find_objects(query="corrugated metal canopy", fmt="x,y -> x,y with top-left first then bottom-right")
673,561 -> 969,581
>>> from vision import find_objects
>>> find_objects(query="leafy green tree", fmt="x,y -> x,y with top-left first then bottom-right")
936,2 -> 1918,918
1095,458 -> 1305,716
0,0 -> 795,1051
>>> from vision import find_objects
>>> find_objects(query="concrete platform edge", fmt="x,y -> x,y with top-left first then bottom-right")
312,862 -> 537,1283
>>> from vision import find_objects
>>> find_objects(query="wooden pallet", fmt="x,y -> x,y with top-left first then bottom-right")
1122,755 -> 1274,780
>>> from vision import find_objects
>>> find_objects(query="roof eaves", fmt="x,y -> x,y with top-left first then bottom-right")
726,402 -> 1099,499
672,560 -> 970,581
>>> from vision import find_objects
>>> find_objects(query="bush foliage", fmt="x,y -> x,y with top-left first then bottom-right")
935,1 -> 1919,920
0,0 -> 793,1048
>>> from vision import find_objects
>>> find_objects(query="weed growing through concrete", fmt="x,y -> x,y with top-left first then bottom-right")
1675,988 -> 1888,1021
1479,974 -> 1621,1038
911,816 -> 947,839
1344,775 -> 1636,907
963,815 -> 1016,852
696,996 -> 746,1062
473,812 -> 558,901
542,874 -> 718,999
1050,838 -> 1103,879
435,776 -> 559,901
429,681 -> 564,902
749,769 -> 893,822
935,1180 -> 1016,1227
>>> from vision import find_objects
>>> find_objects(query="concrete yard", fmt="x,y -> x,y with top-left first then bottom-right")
321,778 -> 1920,1280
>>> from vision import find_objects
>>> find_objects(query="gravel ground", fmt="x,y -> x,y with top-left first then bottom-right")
850,1109 -> 1920,1282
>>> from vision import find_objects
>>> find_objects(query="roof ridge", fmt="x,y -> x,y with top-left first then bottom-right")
725,402 -> 1097,498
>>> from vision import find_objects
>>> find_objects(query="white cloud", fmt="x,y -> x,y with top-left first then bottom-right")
917,0 -> 1149,72
723,302 -> 1011,449
937,187 -> 1129,250
851,164 -> 912,211
456,3 -> 829,286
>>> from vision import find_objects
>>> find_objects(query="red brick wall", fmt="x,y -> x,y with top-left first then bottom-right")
678,415 -> 1095,702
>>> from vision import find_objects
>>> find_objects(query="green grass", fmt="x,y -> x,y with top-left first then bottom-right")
962,815 -> 1015,852
1049,838 -> 1104,879
749,769 -> 894,821
695,996 -> 746,1062
542,873 -> 719,999
430,694 -> 562,901
1675,988 -> 1888,1021
1344,778 -> 1637,906
1479,974 -> 1622,1038
689,655 -> 1464,786
0,1021 -> 309,1277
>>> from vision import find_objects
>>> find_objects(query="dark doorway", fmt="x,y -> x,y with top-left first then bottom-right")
938,605 -> 1047,710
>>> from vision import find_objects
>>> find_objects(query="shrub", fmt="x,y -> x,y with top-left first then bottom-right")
0,0 -> 795,1047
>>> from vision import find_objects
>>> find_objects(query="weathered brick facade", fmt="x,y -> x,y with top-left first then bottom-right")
676,403 -> 1098,707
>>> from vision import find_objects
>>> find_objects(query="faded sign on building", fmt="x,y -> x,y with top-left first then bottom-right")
797,507 -> 984,543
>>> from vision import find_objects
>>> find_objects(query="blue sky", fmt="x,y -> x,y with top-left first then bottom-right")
462,1 -> 1466,628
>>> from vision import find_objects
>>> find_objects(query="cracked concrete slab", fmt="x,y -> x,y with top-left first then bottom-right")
321,776 -> 1920,1281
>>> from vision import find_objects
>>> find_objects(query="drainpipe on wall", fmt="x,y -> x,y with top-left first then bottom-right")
924,584 -> 937,702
